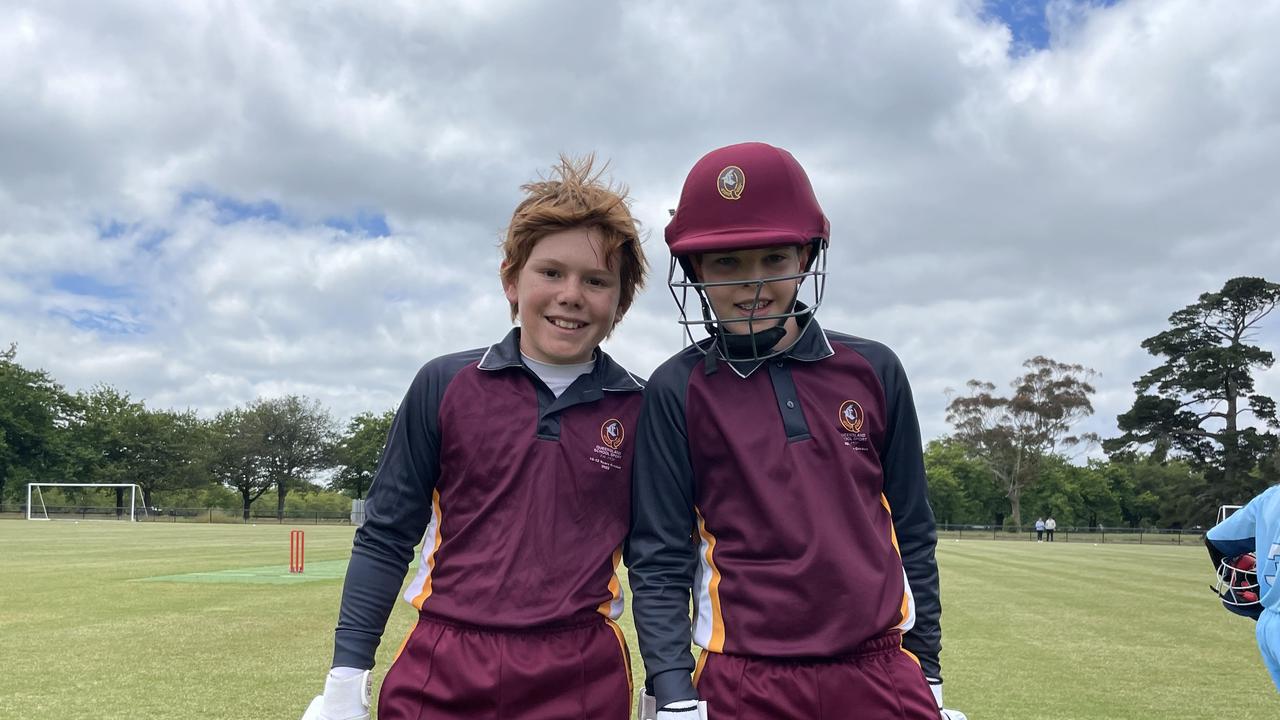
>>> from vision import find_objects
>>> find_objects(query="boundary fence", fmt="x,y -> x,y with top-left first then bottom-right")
938,523 -> 1204,545
0,503 -> 364,525
0,505 -> 1201,542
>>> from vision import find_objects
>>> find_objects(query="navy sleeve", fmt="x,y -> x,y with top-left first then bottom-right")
625,355 -> 701,707
870,346 -> 942,683
331,359 -> 454,670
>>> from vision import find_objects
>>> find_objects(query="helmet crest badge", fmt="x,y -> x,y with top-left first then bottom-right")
716,166 -> 745,200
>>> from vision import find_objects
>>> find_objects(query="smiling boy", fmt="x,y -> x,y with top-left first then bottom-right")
627,142 -> 964,720
302,156 -> 648,720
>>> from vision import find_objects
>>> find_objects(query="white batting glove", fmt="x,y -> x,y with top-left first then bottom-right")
301,668 -> 371,720
928,678 -> 967,720
657,699 -> 708,719
637,690 -> 658,720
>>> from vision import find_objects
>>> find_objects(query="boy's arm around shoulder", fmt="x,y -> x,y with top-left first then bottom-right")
332,359 -> 452,670
874,348 -> 943,683
626,358 -> 701,708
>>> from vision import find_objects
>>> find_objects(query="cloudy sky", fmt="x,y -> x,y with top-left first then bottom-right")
2,0 -> 1277,448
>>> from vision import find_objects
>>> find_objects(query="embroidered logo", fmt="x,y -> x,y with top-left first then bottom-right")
600,418 -> 625,450
717,165 -> 745,200
839,400 -> 871,452
590,418 -> 626,471
838,400 -> 864,433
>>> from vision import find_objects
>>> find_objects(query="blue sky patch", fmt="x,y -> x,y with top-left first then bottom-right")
95,219 -> 132,239
324,210 -> 391,238
53,273 -> 133,300
181,190 -> 287,225
93,220 -> 172,256
137,228 -> 173,254
178,189 -> 390,237
984,0 -> 1119,53
52,309 -> 148,336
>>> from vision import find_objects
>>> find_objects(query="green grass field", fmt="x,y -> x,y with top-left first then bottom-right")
2,522 -> 1277,719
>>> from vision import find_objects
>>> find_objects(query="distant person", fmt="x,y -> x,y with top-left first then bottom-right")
301,156 -> 649,720
627,142 -> 965,720
1035,517 -> 1045,542
1045,516 -> 1056,542
1205,487 -> 1280,691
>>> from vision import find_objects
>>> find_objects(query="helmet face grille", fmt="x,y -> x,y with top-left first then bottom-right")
667,241 -> 829,363
1214,554 -> 1261,608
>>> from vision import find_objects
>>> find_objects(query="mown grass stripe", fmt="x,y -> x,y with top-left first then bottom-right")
2,523 -> 1277,718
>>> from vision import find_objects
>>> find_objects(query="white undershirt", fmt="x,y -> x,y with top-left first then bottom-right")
521,353 -> 595,397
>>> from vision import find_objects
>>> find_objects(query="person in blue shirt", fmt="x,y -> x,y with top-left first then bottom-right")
1206,485 -> 1280,691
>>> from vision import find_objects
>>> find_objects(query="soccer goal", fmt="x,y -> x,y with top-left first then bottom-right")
26,483 -> 150,522
1217,504 -> 1243,525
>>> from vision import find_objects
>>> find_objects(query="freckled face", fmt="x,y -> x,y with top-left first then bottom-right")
504,227 -> 621,364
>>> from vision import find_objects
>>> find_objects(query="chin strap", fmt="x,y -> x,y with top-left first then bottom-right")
720,326 -> 787,358
703,325 -> 787,376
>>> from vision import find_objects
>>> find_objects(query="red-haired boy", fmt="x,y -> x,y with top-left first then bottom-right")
303,156 -> 648,720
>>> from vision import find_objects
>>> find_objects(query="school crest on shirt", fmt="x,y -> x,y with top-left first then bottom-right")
717,166 -> 745,200
839,400 -> 871,451
839,400 -> 864,432
589,418 -> 626,471
600,418 -> 625,450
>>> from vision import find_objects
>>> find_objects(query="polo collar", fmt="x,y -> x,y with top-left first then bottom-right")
717,313 -> 835,379
477,328 -> 525,371
478,328 -> 644,392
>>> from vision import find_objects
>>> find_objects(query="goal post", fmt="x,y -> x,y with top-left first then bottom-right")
26,483 -> 150,522
1216,504 -> 1243,525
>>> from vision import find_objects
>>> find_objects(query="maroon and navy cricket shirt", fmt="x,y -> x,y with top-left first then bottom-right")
626,315 -> 942,707
332,329 -> 644,670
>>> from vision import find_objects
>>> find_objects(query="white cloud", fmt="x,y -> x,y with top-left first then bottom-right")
1,0 -> 1277,449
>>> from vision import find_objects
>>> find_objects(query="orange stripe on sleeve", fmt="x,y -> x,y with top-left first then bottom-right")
693,649 -> 709,687
897,586 -> 911,626
695,508 -> 726,653
597,546 -> 624,617
879,493 -> 901,555
410,489 -> 444,609
881,493 -> 911,626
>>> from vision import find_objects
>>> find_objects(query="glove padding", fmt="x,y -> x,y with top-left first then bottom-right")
657,699 -> 708,719
637,690 -> 658,720
301,668 -> 371,720
928,679 -> 967,720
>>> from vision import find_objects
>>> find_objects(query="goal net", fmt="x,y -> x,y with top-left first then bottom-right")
26,483 -> 150,522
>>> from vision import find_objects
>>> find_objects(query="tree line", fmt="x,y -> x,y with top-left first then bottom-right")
2,276 -> 1276,528
0,355 -> 394,519
932,276 -> 1278,529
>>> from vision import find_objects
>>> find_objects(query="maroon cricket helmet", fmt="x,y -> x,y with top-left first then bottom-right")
664,142 -> 832,365
665,142 -> 830,256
